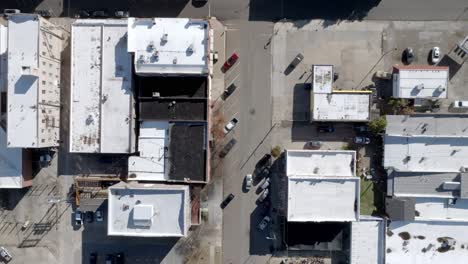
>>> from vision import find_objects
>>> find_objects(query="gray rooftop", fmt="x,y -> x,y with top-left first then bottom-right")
388,171 -> 468,198
385,197 -> 415,221
386,115 -> 468,137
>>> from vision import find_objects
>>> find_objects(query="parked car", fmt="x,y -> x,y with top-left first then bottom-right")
375,70 -> 392,80
289,53 -> 304,69
354,136 -> 371,145
223,118 -> 238,134
221,53 -> 239,72
91,10 -> 108,18
404,47 -> 414,64
317,124 -> 335,133
86,211 -> 94,223
258,178 -> 270,192
258,188 -> 269,203
220,194 -> 235,209
245,174 -> 253,191
0,247 -> 12,261
105,254 -> 114,264
219,138 -> 237,158
89,252 -> 97,264
115,252 -> 125,264
75,210 -> 83,226
114,10 -> 129,18
431,47 -> 441,64
96,210 -> 103,222
224,83 -> 237,97
453,100 -> 468,109
257,154 -> 271,168
3,9 -> 20,16
35,9 -> 52,18
75,9 -> 90,18
258,216 -> 271,231
304,141 -> 322,150
255,165 -> 270,180
354,124 -> 369,133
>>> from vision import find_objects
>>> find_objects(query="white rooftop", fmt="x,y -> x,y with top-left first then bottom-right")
0,127 -> 23,188
386,220 -> 468,264
127,17 -> 208,75
286,150 -> 359,222
70,20 -> 134,153
0,24 -> 6,92
392,65 -> 449,99
414,197 -> 468,222
128,121 -> 168,181
312,93 -> 370,121
108,182 -> 190,237
350,218 -> 384,264
312,65 -> 333,93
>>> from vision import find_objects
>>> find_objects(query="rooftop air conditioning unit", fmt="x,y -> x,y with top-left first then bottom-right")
161,33 -> 168,44
152,92 -> 160,98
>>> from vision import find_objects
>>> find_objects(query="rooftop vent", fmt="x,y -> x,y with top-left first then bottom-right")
161,33 -> 168,45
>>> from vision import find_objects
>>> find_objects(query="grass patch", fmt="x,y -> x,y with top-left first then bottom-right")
360,178 -> 377,215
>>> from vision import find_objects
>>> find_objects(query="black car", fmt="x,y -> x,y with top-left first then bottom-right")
289,53 -> 304,68
91,10 -> 109,18
35,10 -> 52,18
75,10 -> 90,18
317,124 -> 335,133
223,83 -> 237,97
85,211 -> 94,223
219,138 -> 237,158
89,252 -> 97,264
257,154 -> 271,168
115,252 -> 124,264
114,11 -> 129,18
404,47 -> 414,64
220,194 -> 235,209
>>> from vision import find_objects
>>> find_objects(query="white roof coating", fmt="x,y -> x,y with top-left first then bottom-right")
386,221 -> 468,264
127,17 -> 208,75
386,115 -> 468,138
286,150 -> 355,177
0,24 -> 6,92
393,66 -> 449,99
108,182 -> 190,237
312,93 -> 370,121
286,150 -> 359,222
414,197 -> 468,222
0,127 -> 22,188
312,65 -> 333,93
128,121 -> 168,181
350,219 -> 384,264
384,135 -> 468,172
70,20 -> 134,153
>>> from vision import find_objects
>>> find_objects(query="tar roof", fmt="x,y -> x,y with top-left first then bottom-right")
386,220 -> 468,264
70,20 -> 134,153
312,93 -> 370,121
108,182 -> 190,237
127,18 -> 209,75
286,150 -> 359,222
0,127 -> 22,188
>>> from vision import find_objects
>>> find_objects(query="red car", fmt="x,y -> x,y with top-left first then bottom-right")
221,53 -> 239,72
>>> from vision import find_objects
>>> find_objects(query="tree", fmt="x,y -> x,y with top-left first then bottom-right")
369,116 -> 387,135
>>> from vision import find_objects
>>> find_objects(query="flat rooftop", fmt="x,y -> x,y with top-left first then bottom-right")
108,182 -> 190,237
386,115 -> 468,138
312,65 -> 333,93
386,220 -> 468,264
127,18 -> 209,75
312,93 -> 370,121
70,20 -> 134,153
0,127 -> 23,188
393,65 -> 449,98
350,219 -> 384,264
414,197 -> 468,222
286,150 -> 359,222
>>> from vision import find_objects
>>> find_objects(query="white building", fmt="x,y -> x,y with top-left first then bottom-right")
127,17 -> 209,76
7,14 -> 62,148
0,126 -> 31,188
392,65 -> 449,99
311,65 -> 370,122
70,20 -> 135,153
107,182 -> 190,237
286,150 -> 360,222
350,218 -> 384,264
0,23 -> 6,94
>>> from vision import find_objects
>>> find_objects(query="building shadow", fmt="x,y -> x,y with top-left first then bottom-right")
292,83 -> 310,121
0,0 -> 44,14
249,204 -> 272,255
249,0 -> 381,26
437,55 -> 462,80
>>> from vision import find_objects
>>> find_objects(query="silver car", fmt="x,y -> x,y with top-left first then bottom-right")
258,188 -> 269,203
259,178 -> 270,192
245,174 -> 252,191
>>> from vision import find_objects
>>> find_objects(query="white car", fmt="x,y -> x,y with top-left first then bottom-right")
96,210 -> 103,222
258,216 -> 271,231
453,101 -> 468,109
245,174 -> 252,191
223,118 -> 238,134
0,247 -> 12,261
431,47 -> 441,64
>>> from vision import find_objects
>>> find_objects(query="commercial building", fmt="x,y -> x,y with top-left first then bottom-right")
107,182 -> 190,237
311,65 -> 371,122
286,150 -> 359,222
7,14 -> 62,148
392,65 -> 449,99
0,125 -> 32,188
350,218 -> 384,264
70,20 -> 135,153
127,18 -> 210,76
